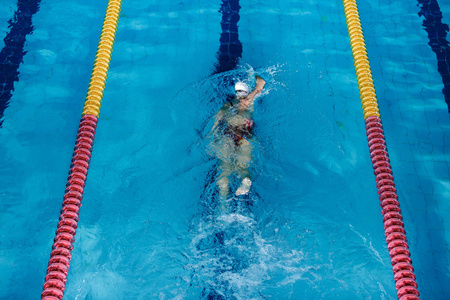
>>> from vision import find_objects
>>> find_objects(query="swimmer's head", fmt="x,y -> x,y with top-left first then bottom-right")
235,82 -> 249,98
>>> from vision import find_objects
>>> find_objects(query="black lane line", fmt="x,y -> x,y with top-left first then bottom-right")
212,0 -> 242,75
417,0 -> 450,113
0,0 -> 42,127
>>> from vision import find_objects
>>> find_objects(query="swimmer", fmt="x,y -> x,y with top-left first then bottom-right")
210,75 -> 266,198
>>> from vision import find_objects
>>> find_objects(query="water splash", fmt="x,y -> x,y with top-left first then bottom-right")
186,189 -> 314,299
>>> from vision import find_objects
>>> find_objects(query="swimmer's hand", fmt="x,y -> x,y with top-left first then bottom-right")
239,75 -> 266,110
255,75 -> 265,91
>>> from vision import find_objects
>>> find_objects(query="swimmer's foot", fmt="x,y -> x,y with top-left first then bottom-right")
219,195 -> 230,212
235,178 -> 252,196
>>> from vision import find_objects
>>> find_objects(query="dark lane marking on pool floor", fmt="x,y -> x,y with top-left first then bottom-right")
0,0 -> 42,127
417,0 -> 450,113
212,0 -> 243,76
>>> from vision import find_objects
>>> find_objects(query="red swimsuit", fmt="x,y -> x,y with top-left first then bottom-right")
225,117 -> 254,145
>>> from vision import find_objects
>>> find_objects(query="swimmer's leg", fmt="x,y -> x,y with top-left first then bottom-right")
235,139 -> 252,196
216,160 -> 233,212
215,136 -> 234,198
217,164 -> 231,198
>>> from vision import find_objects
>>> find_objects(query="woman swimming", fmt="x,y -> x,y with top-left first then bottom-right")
210,75 -> 266,198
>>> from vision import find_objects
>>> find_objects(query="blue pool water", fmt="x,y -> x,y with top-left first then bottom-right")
0,0 -> 449,299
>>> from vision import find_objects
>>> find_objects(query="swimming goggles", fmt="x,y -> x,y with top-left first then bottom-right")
235,90 -> 249,97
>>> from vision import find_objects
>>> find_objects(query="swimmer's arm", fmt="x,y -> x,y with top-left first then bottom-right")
211,103 -> 229,131
211,110 -> 223,131
240,75 -> 266,110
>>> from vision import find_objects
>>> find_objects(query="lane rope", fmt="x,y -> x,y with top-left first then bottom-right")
342,0 -> 420,299
41,1 -> 122,299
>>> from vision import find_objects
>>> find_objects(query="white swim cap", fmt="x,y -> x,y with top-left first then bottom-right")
234,82 -> 249,95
